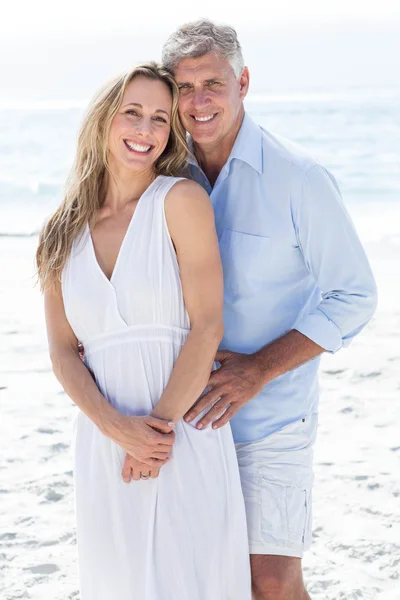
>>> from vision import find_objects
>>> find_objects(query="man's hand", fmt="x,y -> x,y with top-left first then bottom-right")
184,331 -> 324,430
121,454 -> 161,482
184,350 -> 265,430
106,414 -> 176,468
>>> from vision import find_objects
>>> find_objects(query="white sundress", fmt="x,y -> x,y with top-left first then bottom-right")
61,175 -> 251,600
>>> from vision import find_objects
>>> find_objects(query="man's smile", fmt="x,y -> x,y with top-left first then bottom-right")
190,113 -> 218,123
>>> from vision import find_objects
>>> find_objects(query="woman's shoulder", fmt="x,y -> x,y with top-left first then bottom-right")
163,177 -> 214,233
162,176 -> 209,201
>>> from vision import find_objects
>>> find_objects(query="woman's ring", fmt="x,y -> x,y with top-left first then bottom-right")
140,473 -> 150,479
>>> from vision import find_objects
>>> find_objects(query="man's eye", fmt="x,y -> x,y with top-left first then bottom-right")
154,117 -> 167,123
207,81 -> 219,86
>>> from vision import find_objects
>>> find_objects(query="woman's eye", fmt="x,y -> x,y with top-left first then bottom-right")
154,117 -> 167,123
126,110 -> 138,116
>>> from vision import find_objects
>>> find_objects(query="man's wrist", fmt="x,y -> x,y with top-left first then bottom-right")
253,346 -> 281,387
252,329 -> 324,388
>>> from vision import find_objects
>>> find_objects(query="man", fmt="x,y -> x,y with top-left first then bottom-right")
161,19 -> 378,600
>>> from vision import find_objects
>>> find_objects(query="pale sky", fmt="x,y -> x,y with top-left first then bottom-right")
1,0 -> 400,101
2,0 -> 400,36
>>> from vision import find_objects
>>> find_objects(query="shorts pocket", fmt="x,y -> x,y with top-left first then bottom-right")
261,480 -> 288,544
261,479 -> 308,546
286,486 -> 308,543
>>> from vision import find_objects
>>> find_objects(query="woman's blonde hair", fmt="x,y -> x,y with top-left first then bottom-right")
36,62 -> 188,291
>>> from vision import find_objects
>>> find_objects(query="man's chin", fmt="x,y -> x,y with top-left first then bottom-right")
187,128 -> 220,146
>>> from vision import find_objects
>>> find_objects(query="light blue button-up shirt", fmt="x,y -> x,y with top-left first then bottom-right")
188,113 -> 377,444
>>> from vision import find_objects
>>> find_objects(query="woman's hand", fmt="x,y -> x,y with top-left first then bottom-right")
121,454 -> 161,482
106,414 -> 175,468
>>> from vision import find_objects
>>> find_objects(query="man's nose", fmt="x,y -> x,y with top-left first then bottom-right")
191,90 -> 210,111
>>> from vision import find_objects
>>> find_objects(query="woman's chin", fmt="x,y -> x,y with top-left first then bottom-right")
116,156 -> 156,175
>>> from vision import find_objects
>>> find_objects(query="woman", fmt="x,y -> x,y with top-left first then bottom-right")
36,63 -> 251,599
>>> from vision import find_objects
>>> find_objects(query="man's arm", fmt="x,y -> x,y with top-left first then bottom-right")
185,164 -> 377,429
184,331 -> 322,429
255,329 -> 323,385
292,164 -> 377,352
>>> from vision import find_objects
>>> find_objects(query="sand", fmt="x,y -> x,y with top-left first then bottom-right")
1,234 -> 399,599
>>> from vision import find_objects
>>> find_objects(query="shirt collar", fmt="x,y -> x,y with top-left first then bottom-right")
186,112 -> 263,175
227,112 -> 263,174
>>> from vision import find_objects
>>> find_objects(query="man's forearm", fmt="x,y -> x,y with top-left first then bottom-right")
254,329 -> 324,386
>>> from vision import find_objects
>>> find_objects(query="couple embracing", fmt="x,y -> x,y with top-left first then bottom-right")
36,19 -> 377,600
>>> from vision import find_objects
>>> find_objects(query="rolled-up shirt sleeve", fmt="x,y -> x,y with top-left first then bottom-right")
293,164 -> 378,353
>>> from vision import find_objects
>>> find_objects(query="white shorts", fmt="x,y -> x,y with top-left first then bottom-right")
236,413 -> 318,558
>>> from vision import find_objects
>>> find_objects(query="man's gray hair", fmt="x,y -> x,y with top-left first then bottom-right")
162,19 -> 244,77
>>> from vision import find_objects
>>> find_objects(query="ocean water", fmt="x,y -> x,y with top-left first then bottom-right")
0,87 -> 399,245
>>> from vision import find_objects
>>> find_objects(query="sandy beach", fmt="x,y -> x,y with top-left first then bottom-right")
0,230 -> 399,599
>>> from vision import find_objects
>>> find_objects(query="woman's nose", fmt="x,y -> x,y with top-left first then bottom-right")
134,117 -> 153,136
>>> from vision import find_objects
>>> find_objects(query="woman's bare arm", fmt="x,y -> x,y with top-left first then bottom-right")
150,179 -> 224,424
44,283 -> 175,466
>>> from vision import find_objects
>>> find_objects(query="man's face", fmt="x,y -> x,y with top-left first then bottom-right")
174,52 -> 249,147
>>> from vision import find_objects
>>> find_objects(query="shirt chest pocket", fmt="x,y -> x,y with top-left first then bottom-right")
219,229 -> 271,297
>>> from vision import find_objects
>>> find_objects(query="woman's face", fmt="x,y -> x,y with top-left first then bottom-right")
108,76 -> 173,174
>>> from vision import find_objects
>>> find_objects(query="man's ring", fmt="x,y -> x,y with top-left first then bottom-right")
140,473 -> 150,479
